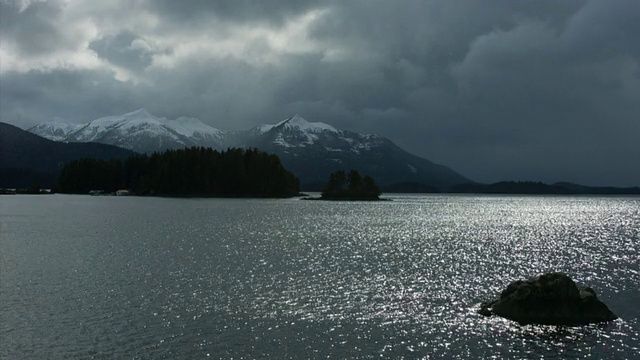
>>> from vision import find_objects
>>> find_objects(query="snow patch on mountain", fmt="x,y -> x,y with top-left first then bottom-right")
255,124 -> 276,134
273,133 -> 293,148
254,115 -> 337,136
169,117 -> 223,138
277,114 -> 338,133
28,121 -> 82,141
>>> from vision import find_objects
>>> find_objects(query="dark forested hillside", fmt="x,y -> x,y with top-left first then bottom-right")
0,122 -> 135,188
57,147 -> 300,197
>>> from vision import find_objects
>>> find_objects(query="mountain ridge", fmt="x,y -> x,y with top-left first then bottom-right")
26,110 -> 471,189
30,108 -> 225,153
0,122 -> 135,188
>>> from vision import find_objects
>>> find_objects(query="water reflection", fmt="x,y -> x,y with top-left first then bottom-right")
1,195 -> 638,358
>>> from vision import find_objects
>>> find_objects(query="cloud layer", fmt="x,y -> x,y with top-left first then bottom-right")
1,0 -> 639,186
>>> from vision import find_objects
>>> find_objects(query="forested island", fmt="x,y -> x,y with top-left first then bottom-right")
304,170 -> 382,200
57,147 -> 300,197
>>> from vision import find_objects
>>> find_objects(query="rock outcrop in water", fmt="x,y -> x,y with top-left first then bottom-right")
478,272 -> 618,326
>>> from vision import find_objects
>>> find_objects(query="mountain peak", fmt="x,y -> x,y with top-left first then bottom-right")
275,115 -> 337,133
273,114 -> 306,127
124,108 -> 154,118
288,114 -> 306,123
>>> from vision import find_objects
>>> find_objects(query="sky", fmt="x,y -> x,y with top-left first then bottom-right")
1,0 -> 639,187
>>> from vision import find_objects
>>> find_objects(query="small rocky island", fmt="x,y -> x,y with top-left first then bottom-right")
479,272 -> 618,326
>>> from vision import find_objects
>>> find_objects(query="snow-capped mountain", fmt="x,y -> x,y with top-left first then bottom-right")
27,111 -> 470,189
240,115 -> 469,189
29,109 -> 224,153
29,121 -> 83,141
235,114 -> 382,155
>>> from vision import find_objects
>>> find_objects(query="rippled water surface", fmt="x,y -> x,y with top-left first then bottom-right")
1,194 -> 639,359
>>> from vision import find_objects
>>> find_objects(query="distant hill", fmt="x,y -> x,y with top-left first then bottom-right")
0,122 -> 134,188
552,182 -> 640,195
382,182 -> 440,193
450,181 -> 640,195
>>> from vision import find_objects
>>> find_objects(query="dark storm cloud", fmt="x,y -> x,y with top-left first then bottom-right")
289,0 -> 640,186
145,0 -> 321,26
89,31 -> 156,71
442,0 -> 640,185
0,0 -> 69,56
0,68 -> 142,126
1,0 -> 638,186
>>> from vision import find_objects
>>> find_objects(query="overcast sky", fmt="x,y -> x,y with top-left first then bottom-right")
1,0 -> 639,186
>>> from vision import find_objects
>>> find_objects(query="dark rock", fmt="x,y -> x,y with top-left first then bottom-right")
478,272 -> 618,326
478,301 -> 494,317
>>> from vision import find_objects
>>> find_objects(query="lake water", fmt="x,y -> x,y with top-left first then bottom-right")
1,194 -> 639,359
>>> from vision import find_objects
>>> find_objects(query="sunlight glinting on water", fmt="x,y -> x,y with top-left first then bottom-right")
1,195 -> 638,358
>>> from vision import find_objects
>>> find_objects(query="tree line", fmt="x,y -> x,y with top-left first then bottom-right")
57,147 -> 300,197
321,170 -> 381,200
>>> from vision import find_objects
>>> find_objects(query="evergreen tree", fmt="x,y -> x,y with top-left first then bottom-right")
362,175 -> 381,198
348,170 -> 362,192
322,170 -> 347,198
